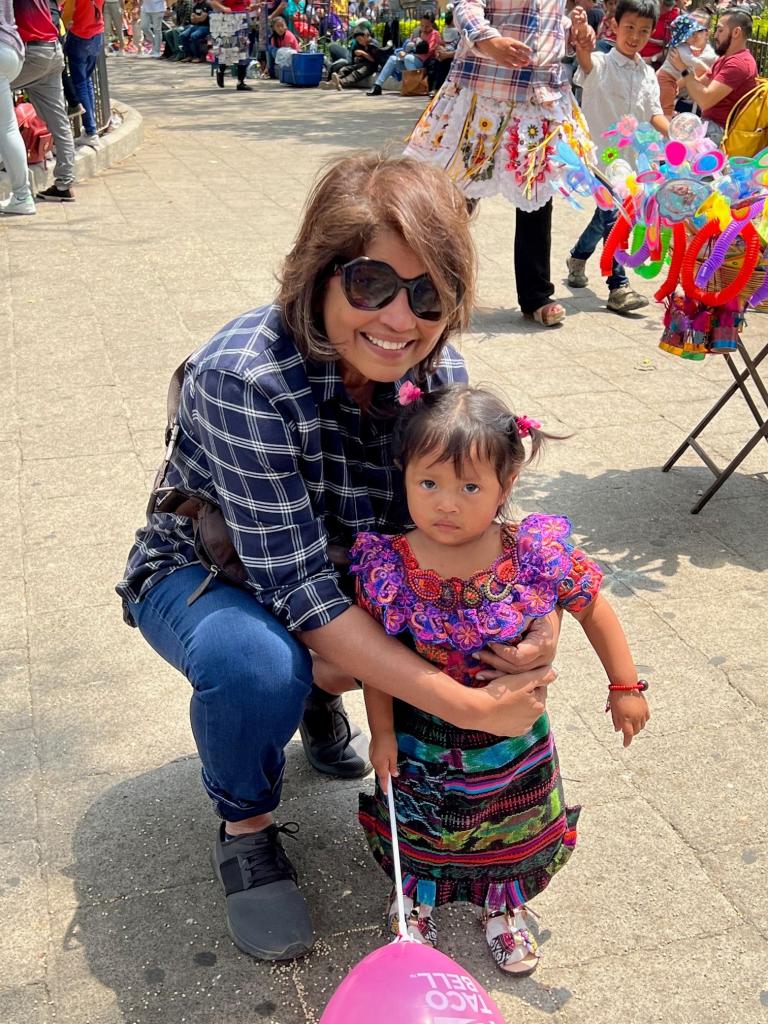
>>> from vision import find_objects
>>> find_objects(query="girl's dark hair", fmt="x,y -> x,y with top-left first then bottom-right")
393,385 -> 557,486
615,0 -> 659,23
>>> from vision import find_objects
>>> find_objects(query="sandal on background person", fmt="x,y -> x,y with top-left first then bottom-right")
524,301 -> 566,327
483,906 -> 540,975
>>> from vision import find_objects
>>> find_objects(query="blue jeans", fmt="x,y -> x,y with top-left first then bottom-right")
126,565 -> 314,821
374,51 -> 419,86
571,205 -> 627,292
64,32 -> 103,136
180,23 -> 209,58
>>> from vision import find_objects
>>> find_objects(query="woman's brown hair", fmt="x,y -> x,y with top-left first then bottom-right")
277,151 -> 476,378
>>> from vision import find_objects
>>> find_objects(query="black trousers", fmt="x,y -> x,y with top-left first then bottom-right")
514,199 -> 554,315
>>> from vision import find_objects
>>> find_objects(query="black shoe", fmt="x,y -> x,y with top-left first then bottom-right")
299,687 -> 372,779
36,185 -> 75,202
236,81 -> 252,90
216,66 -> 225,87
367,83 -> 382,96
212,823 -> 314,960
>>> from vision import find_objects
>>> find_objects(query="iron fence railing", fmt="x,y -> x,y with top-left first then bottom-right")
747,26 -> 768,77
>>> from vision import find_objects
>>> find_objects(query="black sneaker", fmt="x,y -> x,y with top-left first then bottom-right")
299,687 -> 372,779
367,83 -> 382,96
236,81 -> 252,91
37,185 -> 75,202
212,823 -> 314,960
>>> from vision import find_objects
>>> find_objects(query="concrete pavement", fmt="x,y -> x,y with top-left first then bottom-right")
1,59 -> 767,1024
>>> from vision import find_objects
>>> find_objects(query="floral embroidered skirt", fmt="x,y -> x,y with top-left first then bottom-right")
404,82 -> 593,213
359,706 -> 579,911
209,12 -> 251,65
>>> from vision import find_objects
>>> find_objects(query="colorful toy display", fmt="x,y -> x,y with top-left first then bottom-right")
557,113 -> 768,359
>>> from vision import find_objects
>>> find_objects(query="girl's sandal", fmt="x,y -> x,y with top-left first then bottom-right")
387,894 -> 437,947
483,907 -> 540,975
524,302 -> 566,327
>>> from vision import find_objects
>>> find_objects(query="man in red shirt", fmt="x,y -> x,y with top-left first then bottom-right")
10,0 -> 77,201
640,0 -> 679,68
62,0 -> 105,148
676,7 -> 757,142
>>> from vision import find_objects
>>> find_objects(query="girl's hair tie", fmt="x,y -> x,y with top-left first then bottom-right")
397,381 -> 423,406
515,414 -> 541,438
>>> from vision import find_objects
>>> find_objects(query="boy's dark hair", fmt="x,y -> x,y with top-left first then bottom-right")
445,9 -> 454,23
421,9 -> 437,22
615,0 -> 659,23
393,385 -> 555,488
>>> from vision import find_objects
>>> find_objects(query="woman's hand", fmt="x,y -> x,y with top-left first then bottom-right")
475,35 -> 532,69
473,610 -> 562,681
474,665 -> 556,735
369,731 -> 399,793
607,692 -> 650,747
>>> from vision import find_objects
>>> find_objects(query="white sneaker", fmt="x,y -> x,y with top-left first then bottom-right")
0,194 -> 36,216
75,133 -> 101,149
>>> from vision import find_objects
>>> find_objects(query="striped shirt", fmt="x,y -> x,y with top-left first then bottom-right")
449,0 -> 571,104
117,304 -> 468,632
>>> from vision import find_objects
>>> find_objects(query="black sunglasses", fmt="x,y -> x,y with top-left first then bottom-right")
336,257 -> 444,322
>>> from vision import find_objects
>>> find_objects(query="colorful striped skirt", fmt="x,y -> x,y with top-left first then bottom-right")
359,706 -> 579,911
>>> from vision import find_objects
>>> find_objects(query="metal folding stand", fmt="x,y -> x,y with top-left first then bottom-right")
662,339 -> 768,514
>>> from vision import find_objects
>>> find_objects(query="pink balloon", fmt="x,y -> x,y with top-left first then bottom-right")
665,140 -> 688,167
320,940 -> 506,1024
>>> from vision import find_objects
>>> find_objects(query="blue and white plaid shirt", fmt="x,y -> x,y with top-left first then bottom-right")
117,304 -> 468,632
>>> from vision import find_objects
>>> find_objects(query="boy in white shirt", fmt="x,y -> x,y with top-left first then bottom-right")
567,0 -> 669,314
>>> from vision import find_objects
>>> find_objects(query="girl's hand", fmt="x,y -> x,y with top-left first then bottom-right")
476,665 -> 556,735
607,692 -> 650,747
370,731 -> 399,793
475,35 -> 532,69
473,610 -> 562,680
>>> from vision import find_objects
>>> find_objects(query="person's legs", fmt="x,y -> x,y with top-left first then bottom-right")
339,61 -> 374,87
127,564 -> 319,960
82,35 -> 102,130
373,52 -> 400,85
150,11 -> 164,54
403,53 -> 419,70
190,25 -> 209,57
129,567 -> 314,820
0,46 -> 33,210
515,200 -> 556,316
267,44 -> 277,77
12,43 -> 76,192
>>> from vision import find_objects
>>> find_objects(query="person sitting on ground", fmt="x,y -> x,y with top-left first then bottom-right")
427,7 -> 458,92
178,0 -> 208,58
674,7 -> 756,145
568,0 -> 669,315
9,0 -> 77,200
321,24 -> 381,88
266,13 -> 299,76
656,9 -> 714,118
368,11 -> 441,95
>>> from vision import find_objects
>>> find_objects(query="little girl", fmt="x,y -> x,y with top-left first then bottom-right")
348,384 -> 649,975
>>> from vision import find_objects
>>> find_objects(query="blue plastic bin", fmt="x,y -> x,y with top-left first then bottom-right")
279,52 -> 324,87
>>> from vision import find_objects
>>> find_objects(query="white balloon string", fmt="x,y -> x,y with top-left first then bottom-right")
386,773 -> 408,939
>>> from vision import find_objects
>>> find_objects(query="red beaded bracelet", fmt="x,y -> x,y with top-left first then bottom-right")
605,680 -> 649,712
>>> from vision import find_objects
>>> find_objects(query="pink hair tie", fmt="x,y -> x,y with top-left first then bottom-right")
397,381 -> 423,406
515,415 -> 541,438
